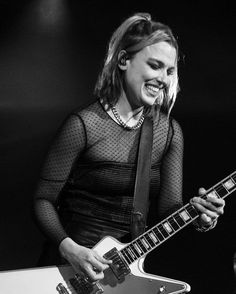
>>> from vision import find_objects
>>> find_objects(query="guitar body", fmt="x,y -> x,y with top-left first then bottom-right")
1,172 -> 235,294
0,236 -> 190,294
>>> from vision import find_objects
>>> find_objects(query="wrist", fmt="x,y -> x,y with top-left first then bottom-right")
59,237 -> 80,259
193,218 -> 218,232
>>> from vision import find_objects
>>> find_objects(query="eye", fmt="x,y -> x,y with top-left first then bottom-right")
167,68 -> 175,76
148,62 -> 161,70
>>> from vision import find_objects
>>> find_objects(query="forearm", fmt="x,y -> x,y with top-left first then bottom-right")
34,198 -> 68,246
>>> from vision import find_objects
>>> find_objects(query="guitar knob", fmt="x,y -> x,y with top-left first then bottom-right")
157,285 -> 166,293
56,283 -> 69,294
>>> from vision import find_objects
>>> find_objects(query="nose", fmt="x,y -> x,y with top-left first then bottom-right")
160,69 -> 169,82
156,70 -> 168,88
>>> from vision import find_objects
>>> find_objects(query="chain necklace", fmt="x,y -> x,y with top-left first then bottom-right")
111,105 -> 145,130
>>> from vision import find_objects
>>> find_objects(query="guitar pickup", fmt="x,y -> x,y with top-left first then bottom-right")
103,247 -> 130,280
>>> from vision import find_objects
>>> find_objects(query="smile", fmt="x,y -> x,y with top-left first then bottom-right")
145,84 -> 161,97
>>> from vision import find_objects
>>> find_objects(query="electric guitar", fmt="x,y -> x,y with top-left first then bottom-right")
0,171 -> 235,294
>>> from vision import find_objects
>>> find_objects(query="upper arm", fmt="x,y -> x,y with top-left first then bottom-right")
35,113 -> 86,203
33,114 -> 87,244
157,118 -> 184,217
41,114 -> 86,181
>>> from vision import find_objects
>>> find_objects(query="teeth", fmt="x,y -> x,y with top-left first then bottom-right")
145,84 -> 159,94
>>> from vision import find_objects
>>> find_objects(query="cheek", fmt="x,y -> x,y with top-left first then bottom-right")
142,67 -> 157,80
125,64 -> 150,88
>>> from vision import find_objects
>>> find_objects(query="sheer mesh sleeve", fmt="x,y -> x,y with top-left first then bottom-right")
157,118 -> 184,217
33,114 -> 86,245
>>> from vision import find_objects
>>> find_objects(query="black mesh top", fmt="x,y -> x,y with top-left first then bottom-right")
33,100 -> 184,249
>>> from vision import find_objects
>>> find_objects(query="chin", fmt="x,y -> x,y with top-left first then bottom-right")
140,88 -> 158,107
141,95 -> 158,107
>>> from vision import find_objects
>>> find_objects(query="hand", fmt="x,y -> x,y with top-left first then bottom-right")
59,237 -> 112,282
190,187 -> 225,228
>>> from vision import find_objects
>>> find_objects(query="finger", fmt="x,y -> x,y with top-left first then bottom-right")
192,196 -> 224,215
198,187 -> 207,195
198,188 -> 225,209
71,264 -> 85,278
191,199 -> 219,219
200,213 -> 215,225
94,251 -> 112,265
89,257 -> 108,272
85,264 -> 105,282
207,195 -> 225,207
191,197 -> 218,212
207,199 -> 225,215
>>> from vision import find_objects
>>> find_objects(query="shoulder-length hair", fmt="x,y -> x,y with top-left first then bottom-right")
94,12 -> 179,114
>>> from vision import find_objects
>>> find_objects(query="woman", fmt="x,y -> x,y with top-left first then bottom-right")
33,12 -> 225,282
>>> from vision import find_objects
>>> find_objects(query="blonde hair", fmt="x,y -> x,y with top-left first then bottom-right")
94,12 -> 179,114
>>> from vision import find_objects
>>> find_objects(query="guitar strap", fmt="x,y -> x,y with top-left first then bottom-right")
131,105 -> 160,240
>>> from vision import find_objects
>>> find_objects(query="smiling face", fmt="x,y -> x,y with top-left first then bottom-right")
120,41 -> 177,108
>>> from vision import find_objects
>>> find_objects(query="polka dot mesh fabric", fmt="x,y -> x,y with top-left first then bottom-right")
33,100 -> 184,248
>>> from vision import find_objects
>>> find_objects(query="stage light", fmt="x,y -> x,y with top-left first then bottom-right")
28,0 -> 70,33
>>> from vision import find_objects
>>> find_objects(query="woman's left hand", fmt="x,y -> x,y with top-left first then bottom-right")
190,187 -> 225,228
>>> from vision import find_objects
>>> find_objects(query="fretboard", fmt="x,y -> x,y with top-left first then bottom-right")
120,171 -> 236,265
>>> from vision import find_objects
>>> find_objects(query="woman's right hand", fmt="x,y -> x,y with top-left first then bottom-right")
59,237 -> 112,282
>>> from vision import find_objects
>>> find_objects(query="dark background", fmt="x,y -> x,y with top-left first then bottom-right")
0,1 -> 235,293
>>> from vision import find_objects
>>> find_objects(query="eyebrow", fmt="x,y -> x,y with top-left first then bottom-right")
148,58 -> 176,70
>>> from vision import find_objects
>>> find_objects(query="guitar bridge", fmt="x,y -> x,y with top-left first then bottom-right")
103,247 -> 130,280
69,275 -> 103,294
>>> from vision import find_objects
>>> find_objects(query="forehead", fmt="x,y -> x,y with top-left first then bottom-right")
137,41 -> 177,66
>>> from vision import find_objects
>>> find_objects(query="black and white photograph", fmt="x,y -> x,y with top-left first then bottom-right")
0,1 -> 235,293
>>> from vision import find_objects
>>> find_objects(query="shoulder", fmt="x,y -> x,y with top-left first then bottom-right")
167,117 -> 184,150
67,98 -> 108,132
72,99 -> 102,118
169,117 -> 183,138
155,113 -> 183,152
56,102 -> 100,134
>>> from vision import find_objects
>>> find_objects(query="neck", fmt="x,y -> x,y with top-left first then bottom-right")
116,94 -> 143,121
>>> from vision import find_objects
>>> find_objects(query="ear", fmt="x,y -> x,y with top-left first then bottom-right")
117,50 -> 129,70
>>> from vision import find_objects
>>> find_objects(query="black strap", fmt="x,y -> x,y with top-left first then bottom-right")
131,106 -> 160,239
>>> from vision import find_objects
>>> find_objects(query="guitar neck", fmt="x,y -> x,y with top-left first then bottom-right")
120,171 -> 236,265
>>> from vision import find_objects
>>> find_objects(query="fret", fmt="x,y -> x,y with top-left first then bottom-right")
157,224 -> 169,238
168,217 -> 180,231
215,185 -> 228,197
122,248 -> 133,264
186,205 -> 199,219
149,230 -> 160,244
124,248 -> 133,261
179,209 -> 191,222
201,194 -> 208,201
223,178 -> 235,190
145,234 -> 155,247
127,247 -> 136,260
129,243 -> 141,258
173,213 -> 185,227
153,227 -> 164,241
133,242 -> 143,255
118,171 -> 235,267
125,248 -> 134,263
163,221 -> 174,234
141,237 -> 151,249
232,173 -> 236,182
137,239 -> 148,253
207,190 -> 219,198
